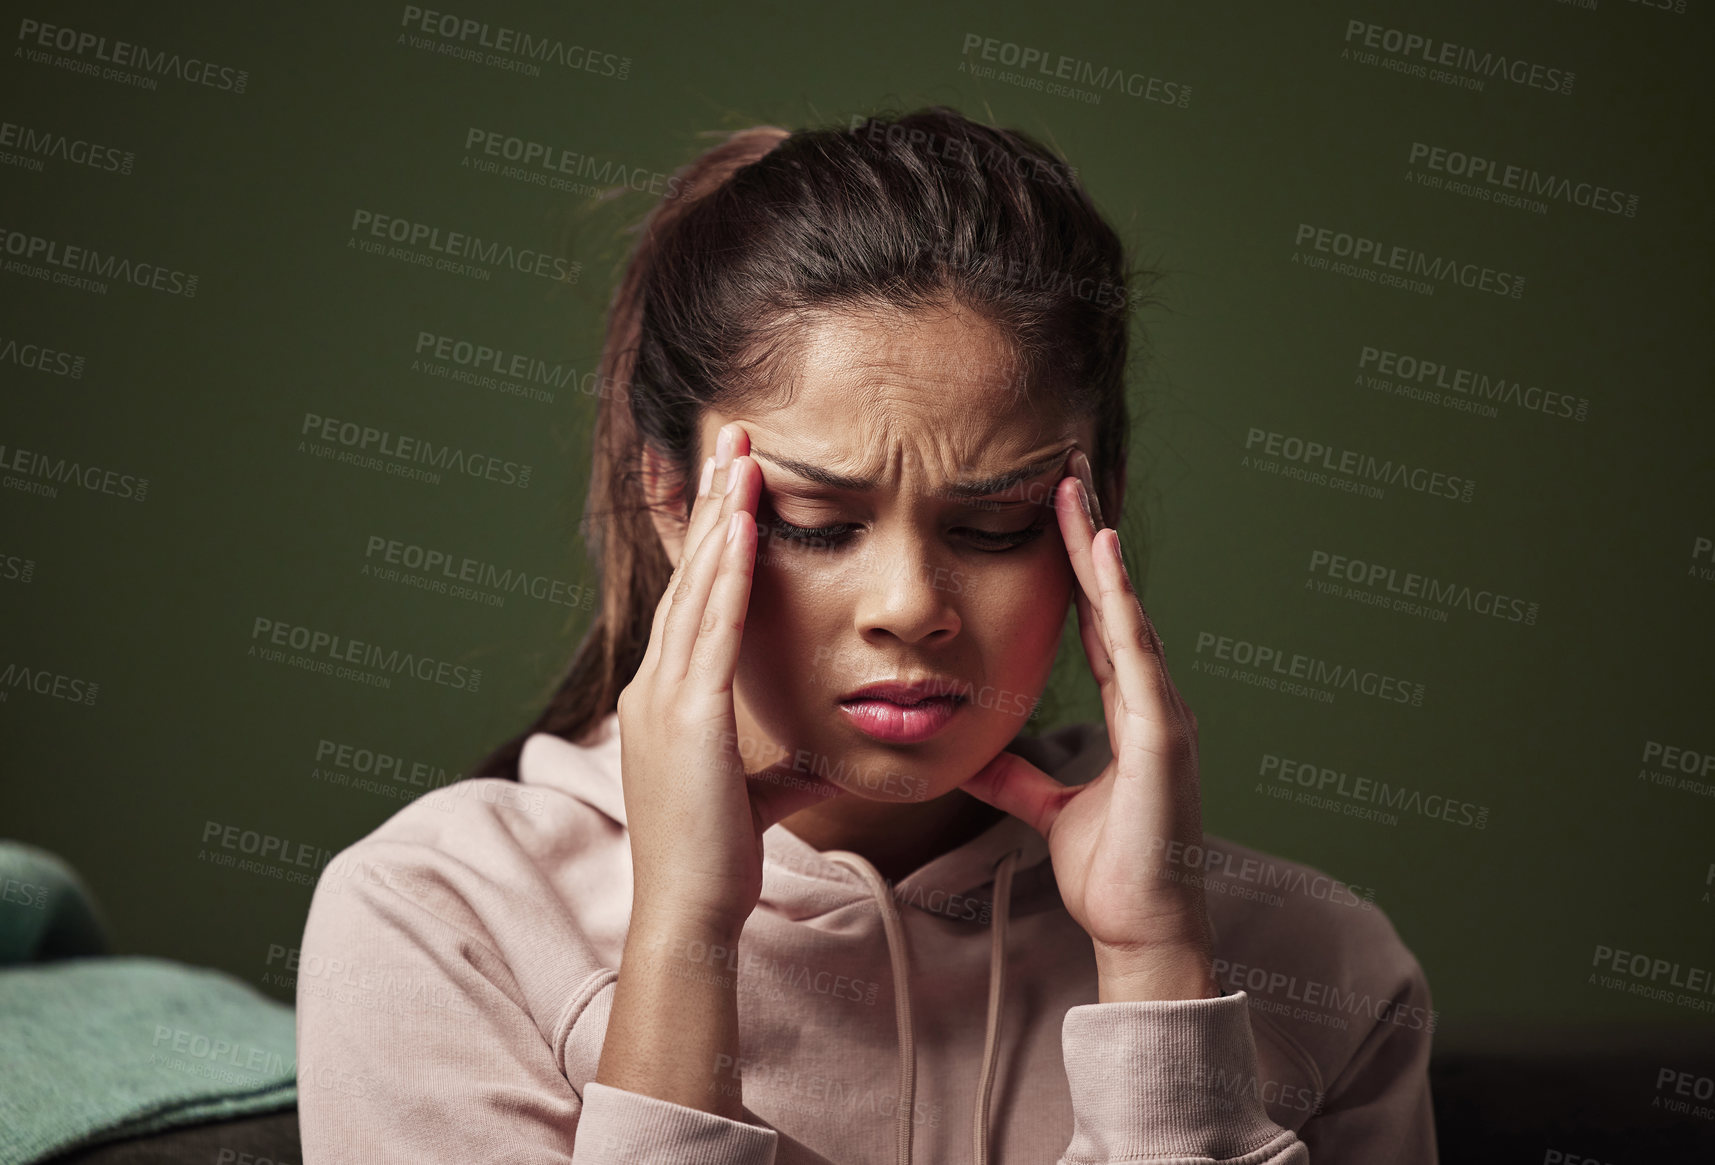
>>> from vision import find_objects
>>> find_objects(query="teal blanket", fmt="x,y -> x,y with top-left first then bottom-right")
0,843 -> 297,1165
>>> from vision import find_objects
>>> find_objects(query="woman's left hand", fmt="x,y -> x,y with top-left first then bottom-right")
959,449 -> 1218,1002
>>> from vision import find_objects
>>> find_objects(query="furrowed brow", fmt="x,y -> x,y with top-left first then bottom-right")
750,447 -> 1071,499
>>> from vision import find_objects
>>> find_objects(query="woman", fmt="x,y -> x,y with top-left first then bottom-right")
296,106 -> 1437,1163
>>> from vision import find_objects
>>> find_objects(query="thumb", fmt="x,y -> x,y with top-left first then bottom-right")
747,764 -> 847,833
960,749 -> 1071,838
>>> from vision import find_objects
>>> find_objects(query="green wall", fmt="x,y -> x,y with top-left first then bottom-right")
4,0 -> 1711,1056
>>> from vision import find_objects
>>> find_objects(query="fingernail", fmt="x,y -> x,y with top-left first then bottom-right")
698,456 -> 714,495
724,455 -> 742,494
1075,479 -> 1094,528
1073,451 -> 1103,529
726,511 -> 742,543
714,425 -> 734,469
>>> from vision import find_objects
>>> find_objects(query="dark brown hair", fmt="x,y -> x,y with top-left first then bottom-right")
470,105 -> 1156,780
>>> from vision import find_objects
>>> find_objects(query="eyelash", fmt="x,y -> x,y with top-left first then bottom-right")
764,515 -> 1051,553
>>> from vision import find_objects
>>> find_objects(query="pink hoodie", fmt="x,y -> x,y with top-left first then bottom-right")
295,713 -> 1438,1163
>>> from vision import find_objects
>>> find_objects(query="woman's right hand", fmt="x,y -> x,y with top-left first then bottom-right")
616,421 -> 846,941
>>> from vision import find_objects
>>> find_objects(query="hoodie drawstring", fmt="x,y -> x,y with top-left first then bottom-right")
827,847 -> 1021,1165
972,848 -> 1018,1165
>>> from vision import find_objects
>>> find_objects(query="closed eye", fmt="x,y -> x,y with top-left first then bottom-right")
765,516 -> 1050,553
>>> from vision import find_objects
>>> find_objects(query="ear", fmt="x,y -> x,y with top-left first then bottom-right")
640,442 -> 690,569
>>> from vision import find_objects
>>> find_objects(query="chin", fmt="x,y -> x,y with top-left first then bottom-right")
741,681 -> 1032,800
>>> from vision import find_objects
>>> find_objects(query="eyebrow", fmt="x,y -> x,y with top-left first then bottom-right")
749,446 -> 1071,499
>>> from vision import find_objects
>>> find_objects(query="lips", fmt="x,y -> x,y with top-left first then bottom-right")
837,679 -> 967,744
839,679 -> 968,705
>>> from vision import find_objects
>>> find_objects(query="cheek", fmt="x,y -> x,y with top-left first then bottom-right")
732,552 -> 839,706
972,547 -> 1076,672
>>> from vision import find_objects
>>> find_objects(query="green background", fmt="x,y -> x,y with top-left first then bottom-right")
3,0 -> 1711,1056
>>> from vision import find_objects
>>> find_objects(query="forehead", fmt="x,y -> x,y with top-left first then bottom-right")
729,303 -> 1083,472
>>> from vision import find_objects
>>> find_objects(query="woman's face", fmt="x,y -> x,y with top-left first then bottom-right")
661,301 -> 1100,804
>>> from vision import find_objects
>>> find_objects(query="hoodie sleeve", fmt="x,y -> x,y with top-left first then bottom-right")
1293,951 -> 1439,1164
1057,969 -> 1438,1163
1058,992 -> 1309,1163
294,838 -> 782,1165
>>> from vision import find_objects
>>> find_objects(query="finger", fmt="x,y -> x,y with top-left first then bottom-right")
687,423 -> 751,559
1072,585 -> 1113,687
1055,473 -> 1114,668
1070,447 -> 1106,530
658,456 -> 756,683
959,750 -> 1074,839
640,423 -> 753,677
1091,527 -> 1182,759
686,505 -> 756,690
638,453 -> 717,677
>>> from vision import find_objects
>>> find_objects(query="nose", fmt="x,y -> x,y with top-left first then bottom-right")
850,535 -> 961,646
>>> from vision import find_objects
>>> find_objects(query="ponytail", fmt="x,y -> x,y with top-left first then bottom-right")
468,125 -> 791,780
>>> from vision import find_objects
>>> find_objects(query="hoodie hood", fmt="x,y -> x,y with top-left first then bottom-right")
519,713 -> 1113,1165
519,715 -> 1111,921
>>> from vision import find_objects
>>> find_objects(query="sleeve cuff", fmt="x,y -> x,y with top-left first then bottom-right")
572,1081 -> 779,1165
1060,991 -> 1297,1162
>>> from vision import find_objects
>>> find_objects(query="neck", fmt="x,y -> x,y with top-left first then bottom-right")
777,788 -> 1008,885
